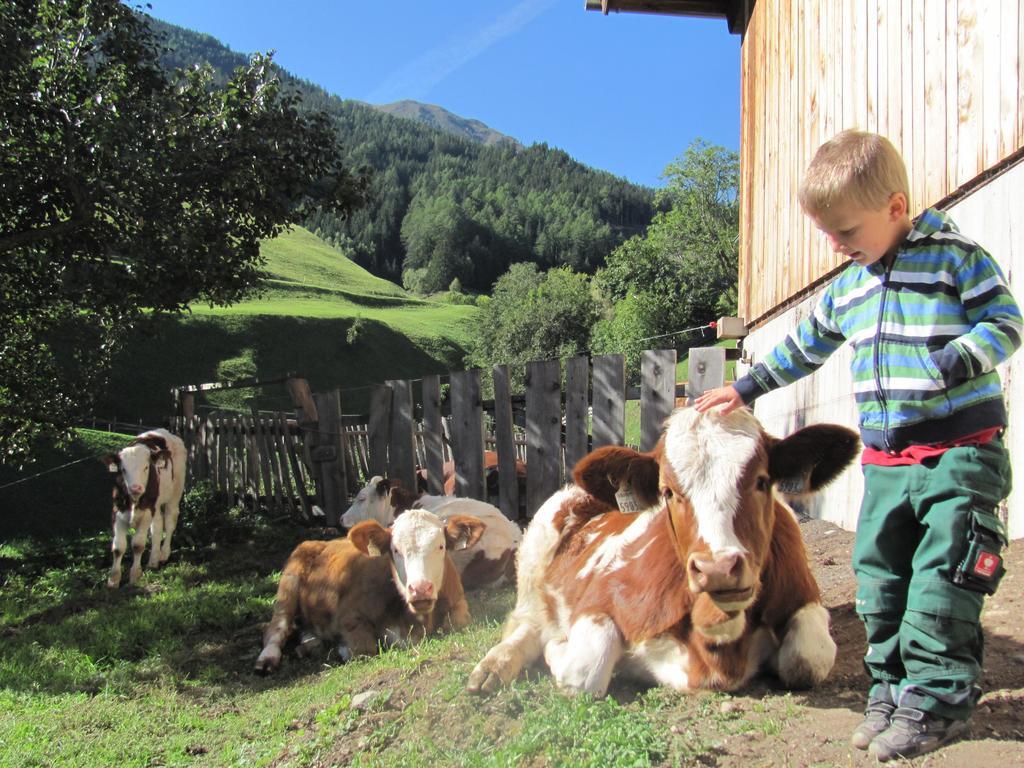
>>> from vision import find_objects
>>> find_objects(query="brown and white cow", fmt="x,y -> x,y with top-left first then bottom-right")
254,508 -> 485,672
466,408 -> 859,697
103,428 -> 187,588
341,478 -> 522,590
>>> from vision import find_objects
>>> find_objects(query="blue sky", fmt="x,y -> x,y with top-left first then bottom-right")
146,1 -> 740,189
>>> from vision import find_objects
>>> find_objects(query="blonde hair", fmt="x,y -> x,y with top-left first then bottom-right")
798,130 -> 910,221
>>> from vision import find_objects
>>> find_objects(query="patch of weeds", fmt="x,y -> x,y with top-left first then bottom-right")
288,693 -> 355,767
488,682 -> 668,767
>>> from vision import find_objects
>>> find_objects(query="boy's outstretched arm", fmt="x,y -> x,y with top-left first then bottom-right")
693,385 -> 744,414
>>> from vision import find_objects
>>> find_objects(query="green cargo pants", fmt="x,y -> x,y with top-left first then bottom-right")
852,438 -> 1011,720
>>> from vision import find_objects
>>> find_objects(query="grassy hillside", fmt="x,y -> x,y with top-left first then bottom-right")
92,227 -> 478,422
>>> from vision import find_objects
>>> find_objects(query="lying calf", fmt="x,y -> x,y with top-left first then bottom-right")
342,477 -> 522,589
468,408 -> 859,697
255,509 -> 485,672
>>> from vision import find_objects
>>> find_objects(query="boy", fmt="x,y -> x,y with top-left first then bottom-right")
694,130 -> 1021,761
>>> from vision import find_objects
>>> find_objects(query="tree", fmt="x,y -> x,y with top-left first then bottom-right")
467,263 -> 598,390
592,140 -> 738,377
653,140 -> 739,320
0,0 -> 368,463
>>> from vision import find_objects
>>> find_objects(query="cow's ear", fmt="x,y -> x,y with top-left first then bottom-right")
152,449 -> 172,470
573,446 -> 660,509
349,520 -> 392,556
375,477 -> 392,497
389,485 -> 419,515
768,424 -> 860,493
443,514 -> 486,551
102,455 -> 119,473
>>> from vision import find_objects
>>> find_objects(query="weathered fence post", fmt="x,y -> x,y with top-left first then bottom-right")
492,364 -> 520,520
686,347 -> 726,403
449,370 -> 485,499
564,355 -> 590,473
640,349 -> 677,451
421,375 -> 446,495
279,411 -> 313,522
386,379 -> 417,495
367,384 -> 393,480
591,354 -> 626,449
249,408 -> 276,513
310,389 -> 347,528
525,359 -> 562,517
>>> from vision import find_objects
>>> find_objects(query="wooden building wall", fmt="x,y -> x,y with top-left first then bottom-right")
739,0 -> 1024,325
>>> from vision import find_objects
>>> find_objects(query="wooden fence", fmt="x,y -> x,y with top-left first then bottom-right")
171,347 -> 727,528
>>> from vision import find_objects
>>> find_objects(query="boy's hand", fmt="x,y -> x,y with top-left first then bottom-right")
693,385 -> 743,414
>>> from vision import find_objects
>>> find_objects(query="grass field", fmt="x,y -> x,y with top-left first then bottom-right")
92,227 -> 479,422
0,485 -> 804,768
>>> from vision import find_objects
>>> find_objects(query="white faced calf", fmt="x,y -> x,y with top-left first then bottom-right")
342,476 -> 522,589
255,508 -> 485,672
103,429 -> 186,587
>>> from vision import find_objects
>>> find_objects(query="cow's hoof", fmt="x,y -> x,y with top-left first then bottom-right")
295,632 -> 322,658
254,647 -> 281,674
106,578 -> 120,589
777,604 -> 836,688
466,655 -> 516,695
466,667 -> 501,695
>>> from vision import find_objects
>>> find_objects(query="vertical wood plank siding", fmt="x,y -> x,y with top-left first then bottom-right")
525,360 -> 563,517
591,354 -> 626,449
421,374 -> 446,496
386,378 -> 417,494
740,0 -> 1024,325
492,364 -> 521,521
449,370 -> 485,500
639,349 -> 677,452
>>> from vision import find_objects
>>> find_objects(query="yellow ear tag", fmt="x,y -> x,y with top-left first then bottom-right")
614,480 -> 642,514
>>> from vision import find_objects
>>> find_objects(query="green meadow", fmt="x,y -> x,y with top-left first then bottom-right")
93,227 -> 480,422
0,484 -> 800,768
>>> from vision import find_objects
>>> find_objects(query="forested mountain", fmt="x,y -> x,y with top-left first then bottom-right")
150,18 -> 657,293
372,100 -> 520,148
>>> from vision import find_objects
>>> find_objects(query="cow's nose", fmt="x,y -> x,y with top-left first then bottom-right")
406,580 -> 435,601
688,551 -> 743,593
129,484 -> 145,496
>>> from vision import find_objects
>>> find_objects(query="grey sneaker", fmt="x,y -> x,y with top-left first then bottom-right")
868,706 -> 969,762
850,691 -> 896,750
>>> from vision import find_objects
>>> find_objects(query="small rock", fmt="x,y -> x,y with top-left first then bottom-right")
286,719 -> 302,731
720,700 -> 738,714
351,690 -> 380,710
670,725 -> 681,734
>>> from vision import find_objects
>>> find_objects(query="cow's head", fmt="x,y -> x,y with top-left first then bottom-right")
573,408 -> 858,643
348,509 -> 486,617
341,476 -> 394,529
103,442 -> 171,503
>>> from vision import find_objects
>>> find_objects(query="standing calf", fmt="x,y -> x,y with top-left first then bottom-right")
103,428 -> 186,588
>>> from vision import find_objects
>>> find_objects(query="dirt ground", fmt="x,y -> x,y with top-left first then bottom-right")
309,517 -> 1024,767
729,517 -> 1024,767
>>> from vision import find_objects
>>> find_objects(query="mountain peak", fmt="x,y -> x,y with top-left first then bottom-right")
372,100 -> 521,148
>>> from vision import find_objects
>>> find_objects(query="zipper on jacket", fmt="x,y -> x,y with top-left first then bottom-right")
873,259 -> 896,452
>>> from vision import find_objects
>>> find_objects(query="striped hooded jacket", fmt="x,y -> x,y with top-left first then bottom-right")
734,208 -> 1023,452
